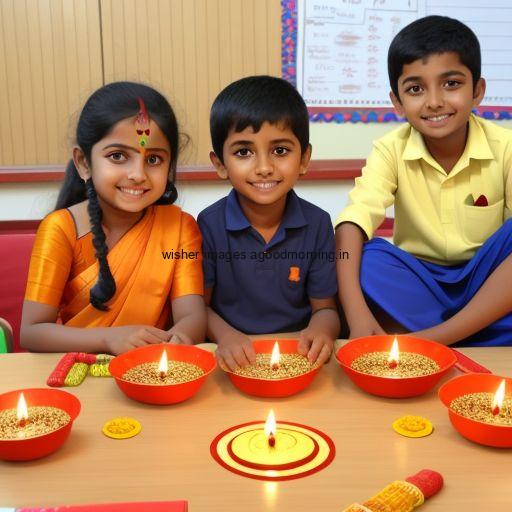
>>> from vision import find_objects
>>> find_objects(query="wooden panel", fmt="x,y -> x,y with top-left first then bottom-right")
0,159 -> 366,183
100,0 -> 282,165
0,0 -> 282,167
0,0 -> 103,166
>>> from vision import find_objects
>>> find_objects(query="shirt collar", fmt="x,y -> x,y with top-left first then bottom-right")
225,189 -> 308,232
403,114 -> 495,170
225,189 -> 251,231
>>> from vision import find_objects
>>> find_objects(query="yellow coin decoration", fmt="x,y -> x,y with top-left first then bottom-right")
102,417 -> 141,439
392,415 -> 433,438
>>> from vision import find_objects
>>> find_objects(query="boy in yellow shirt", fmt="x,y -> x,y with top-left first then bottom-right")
336,15 -> 512,346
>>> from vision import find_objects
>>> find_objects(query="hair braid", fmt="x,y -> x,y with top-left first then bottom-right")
85,179 -> 116,310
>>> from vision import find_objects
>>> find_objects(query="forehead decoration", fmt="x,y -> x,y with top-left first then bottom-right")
135,98 -> 151,153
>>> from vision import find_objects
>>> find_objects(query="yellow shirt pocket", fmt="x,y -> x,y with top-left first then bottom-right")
463,199 -> 504,245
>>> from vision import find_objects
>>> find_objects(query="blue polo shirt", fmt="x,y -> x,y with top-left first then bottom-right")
197,189 -> 337,334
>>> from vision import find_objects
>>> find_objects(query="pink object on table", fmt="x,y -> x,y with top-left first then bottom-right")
452,349 -> 491,374
16,502 -> 187,512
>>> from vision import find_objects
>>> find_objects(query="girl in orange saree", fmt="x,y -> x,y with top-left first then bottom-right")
21,82 -> 205,354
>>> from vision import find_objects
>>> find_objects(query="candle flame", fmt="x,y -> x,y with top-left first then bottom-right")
264,409 -> 277,437
492,379 -> 506,415
270,341 -> 280,369
388,337 -> 400,367
158,349 -> 168,375
17,392 -> 28,423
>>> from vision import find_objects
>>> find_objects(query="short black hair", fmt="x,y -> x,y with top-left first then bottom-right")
388,16 -> 481,98
210,75 -> 309,162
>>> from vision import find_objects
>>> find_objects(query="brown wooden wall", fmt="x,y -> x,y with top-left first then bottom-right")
0,0 -> 281,166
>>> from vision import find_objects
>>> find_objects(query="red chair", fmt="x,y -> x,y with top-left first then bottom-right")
0,233 -> 35,352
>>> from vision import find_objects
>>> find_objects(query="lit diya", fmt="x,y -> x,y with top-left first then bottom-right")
226,339 -> 321,398
439,373 -> 512,447
336,335 -> 456,398
0,388 -> 81,461
210,409 -> 335,481
109,343 -> 216,405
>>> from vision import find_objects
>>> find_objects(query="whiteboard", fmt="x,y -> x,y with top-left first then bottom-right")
296,0 -> 512,109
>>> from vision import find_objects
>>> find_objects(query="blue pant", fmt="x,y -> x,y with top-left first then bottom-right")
360,219 -> 512,346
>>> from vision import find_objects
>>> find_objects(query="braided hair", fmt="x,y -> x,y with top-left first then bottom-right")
56,82 -> 180,310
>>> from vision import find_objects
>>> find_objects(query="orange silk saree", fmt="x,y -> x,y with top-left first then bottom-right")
25,205 -> 203,329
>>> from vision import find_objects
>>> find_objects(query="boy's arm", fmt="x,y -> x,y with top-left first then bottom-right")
298,297 -> 340,365
204,288 -> 256,371
336,222 -> 385,338
335,141 -> 397,338
198,216 -> 254,370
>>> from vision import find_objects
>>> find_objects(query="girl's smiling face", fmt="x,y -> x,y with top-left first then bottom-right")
85,116 -> 171,214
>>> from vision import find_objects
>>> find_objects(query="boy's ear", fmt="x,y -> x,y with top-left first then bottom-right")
299,144 -> 312,175
210,151 -> 228,179
73,146 -> 91,181
389,91 -> 405,117
472,78 -> 486,107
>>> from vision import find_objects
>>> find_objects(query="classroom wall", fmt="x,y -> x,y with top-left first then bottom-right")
0,0 -> 281,167
1,0 -> 511,224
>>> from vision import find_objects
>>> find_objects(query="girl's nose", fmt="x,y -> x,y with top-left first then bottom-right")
127,155 -> 147,182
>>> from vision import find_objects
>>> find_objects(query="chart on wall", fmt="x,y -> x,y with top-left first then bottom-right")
281,0 -> 512,122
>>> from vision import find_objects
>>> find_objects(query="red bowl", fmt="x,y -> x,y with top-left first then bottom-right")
226,339 -> 321,398
109,344 -> 216,405
439,373 -> 512,448
0,388 -> 81,461
336,335 -> 457,398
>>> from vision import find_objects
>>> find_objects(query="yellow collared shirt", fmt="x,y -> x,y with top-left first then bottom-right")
336,115 -> 512,265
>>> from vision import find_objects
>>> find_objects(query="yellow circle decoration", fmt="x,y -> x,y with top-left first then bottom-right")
392,415 -> 433,438
102,417 -> 141,439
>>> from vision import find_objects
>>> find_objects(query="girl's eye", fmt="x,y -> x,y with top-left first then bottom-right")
406,85 -> 423,95
273,146 -> 290,156
235,148 -> 252,157
108,152 -> 127,162
147,154 -> 162,165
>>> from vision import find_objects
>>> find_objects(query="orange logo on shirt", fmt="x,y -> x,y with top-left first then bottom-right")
288,266 -> 300,282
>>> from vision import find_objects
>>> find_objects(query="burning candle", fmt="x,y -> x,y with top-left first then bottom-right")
213,408 -> 334,479
270,342 -> 280,371
388,337 -> 399,369
158,350 -> 168,380
17,392 -> 29,429
0,394 -> 71,441
121,347 -> 205,387
349,336 -> 440,379
492,379 -> 506,416
0,388 -> 81,461
265,409 -> 277,447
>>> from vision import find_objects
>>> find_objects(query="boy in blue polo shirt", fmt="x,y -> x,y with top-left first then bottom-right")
198,76 -> 339,371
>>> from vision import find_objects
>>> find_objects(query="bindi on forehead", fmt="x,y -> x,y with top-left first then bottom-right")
134,98 -> 151,155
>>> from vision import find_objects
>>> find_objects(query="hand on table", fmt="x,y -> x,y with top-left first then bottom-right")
103,325 -> 170,355
216,331 -> 256,372
167,331 -> 195,345
298,328 -> 334,365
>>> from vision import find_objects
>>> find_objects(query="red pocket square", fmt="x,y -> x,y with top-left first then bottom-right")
473,194 -> 488,207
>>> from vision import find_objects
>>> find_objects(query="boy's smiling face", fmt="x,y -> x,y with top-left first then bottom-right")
211,121 -> 311,210
390,52 -> 485,146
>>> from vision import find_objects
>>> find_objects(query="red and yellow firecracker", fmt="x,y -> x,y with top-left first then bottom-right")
343,469 -> 443,512
47,353 -> 113,387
